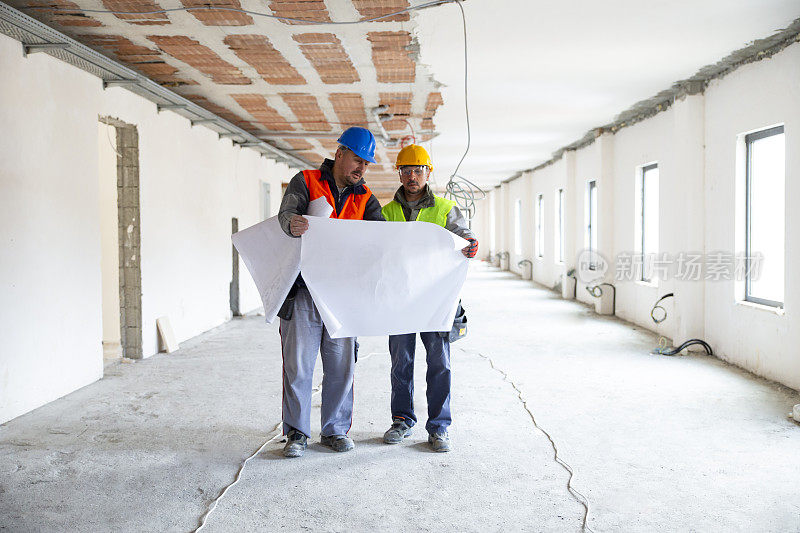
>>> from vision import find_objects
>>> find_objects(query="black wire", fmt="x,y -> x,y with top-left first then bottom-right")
652,339 -> 713,356
650,292 -> 674,324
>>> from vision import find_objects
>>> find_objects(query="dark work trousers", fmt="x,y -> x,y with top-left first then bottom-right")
279,285 -> 356,438
388,331 -> 451,434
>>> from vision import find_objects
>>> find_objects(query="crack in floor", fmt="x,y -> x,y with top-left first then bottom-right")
466,347 -> 594,533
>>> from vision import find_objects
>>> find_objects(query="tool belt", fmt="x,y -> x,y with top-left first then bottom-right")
439,301 -> 467,343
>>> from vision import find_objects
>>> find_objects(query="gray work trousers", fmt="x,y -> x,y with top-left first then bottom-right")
279,285 -> 356,437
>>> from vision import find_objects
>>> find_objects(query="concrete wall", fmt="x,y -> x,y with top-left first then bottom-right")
488,41 -> 800,391
99,122 -> 121,353
0,33 -> 295,424
703,42 -> 800,387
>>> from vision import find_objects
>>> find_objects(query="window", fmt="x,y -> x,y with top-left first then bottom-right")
513,198 -> 522,255
536,194 -> 544,257
556,188 -> 565,263
639,164 -> 659,282
587,181 -> 597,267
261,182 -> 271,221
745,125 -> 785,308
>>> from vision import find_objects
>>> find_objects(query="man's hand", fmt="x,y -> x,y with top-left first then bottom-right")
290,215 -> 309,237
462,237 -> 478,258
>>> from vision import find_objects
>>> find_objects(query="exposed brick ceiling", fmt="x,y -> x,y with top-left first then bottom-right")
12,0 -> 445,201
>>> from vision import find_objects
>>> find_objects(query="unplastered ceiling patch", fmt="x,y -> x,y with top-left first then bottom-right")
293,33 -> 360,84
352,0 -> 410,23
232,94 -> 295,131
224,34 -> 306,85
329,93 -> 368,126
148,35 -> 251,85
367,31 -> 415,83
268,0 -> 331,25
280,93 -> 331,131
25,0 -> 102,26
181,0 -> 253,26
12,0 -> 446,187
422,91 -> 443,130
102,0 -> 169,25
80,34 -> 196,86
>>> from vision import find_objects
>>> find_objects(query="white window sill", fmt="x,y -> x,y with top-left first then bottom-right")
735,299 -> 785,316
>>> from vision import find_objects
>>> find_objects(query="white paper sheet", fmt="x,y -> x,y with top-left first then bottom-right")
231,216 -> 300,322
231,198 -> 334,323
300,217 -> 469,338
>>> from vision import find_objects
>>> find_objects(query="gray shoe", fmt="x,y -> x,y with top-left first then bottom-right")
283,429 -> 307,458
428,432 -> 451,452
320,434 -> 354,452
383,419 -> 413,444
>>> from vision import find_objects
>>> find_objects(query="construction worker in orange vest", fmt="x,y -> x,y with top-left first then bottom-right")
276,127 -> 385,458
381,144 -> 478,452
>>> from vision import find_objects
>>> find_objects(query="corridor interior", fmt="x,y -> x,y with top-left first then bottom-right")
1,262 -> 798,532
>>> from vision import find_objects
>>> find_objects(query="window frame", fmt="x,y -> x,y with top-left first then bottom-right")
744,125 -> 785,309
587,180 -> 597,269
536,193 -> 544,258
639,163 -> 658,282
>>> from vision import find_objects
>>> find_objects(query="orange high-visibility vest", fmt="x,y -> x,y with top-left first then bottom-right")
303,169 -> 372,220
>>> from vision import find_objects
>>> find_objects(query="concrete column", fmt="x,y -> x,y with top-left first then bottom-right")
597,132 -> 615,281
116,125 -> 143,359
562,151 -> 577,268
499,182 -> 511,269
671,94 -> 706,344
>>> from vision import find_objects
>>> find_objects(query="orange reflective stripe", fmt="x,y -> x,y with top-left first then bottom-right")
302,169 -> 372,220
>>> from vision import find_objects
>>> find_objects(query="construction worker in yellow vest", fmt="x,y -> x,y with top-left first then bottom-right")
381,144 -> 478,452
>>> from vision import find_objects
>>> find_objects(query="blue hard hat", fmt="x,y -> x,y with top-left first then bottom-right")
337,127 -> 377,163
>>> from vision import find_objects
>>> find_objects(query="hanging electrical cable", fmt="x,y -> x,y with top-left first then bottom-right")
442,1 -> 488,218
445,174 -> 486,218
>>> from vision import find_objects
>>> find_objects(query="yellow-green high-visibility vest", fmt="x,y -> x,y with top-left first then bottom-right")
382,195 -> 456,228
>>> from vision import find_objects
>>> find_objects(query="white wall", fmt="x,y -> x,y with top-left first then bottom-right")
0,33 -> 295,423
703,43 -> 800,388
609,108 -> 675,333
488,41 -> 800,391
99,122 -> 121,353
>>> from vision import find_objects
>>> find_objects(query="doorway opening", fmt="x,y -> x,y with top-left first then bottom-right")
230,217 -> 240,317
99,117 -> 143,363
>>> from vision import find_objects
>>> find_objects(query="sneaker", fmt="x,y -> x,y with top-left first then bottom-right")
283,429 -> 307,458
320,434 -> 354,452
383,419 -> 413,444
428,432 -> 451,453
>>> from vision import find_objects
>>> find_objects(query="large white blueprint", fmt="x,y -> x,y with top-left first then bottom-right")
231,198 -> 332,322
300,217 -> 469,338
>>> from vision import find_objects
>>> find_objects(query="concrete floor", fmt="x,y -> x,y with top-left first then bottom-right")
2,263 -> 799,532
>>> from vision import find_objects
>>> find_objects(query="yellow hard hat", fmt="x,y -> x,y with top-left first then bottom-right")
395,144 -> 433,171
